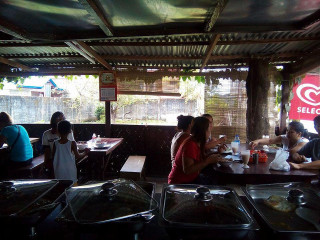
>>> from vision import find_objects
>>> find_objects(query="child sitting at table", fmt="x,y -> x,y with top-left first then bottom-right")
52,120 -> 89,183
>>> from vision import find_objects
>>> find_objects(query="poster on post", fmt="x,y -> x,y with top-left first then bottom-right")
99,71 -> 117,101
289,74 -> 320,121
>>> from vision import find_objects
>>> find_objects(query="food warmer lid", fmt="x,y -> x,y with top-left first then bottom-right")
161,184 -> 253,228
65,178 -> 158,224
244,182 -> 320,232
0,180 -> 58,217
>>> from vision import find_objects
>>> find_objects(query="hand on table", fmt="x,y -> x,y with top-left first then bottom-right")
206,154 -> 223,164
289,162 -> 301,170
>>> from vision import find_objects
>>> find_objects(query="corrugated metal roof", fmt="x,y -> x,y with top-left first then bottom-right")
0,0 -> 319,73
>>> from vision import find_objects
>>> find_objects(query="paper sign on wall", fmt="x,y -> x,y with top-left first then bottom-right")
99,71 -> 117,101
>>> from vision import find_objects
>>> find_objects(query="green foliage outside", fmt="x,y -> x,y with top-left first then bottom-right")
95,106 -> 105,121
0,76 -> 27,90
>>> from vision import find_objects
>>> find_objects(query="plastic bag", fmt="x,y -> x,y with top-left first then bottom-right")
269,150 -> 290,171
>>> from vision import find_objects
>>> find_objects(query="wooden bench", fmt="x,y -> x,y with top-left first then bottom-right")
120,155 -> 146,181
10,154 -> 45,179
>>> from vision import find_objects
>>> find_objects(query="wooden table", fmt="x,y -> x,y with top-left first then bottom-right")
0,137 -> 39,150
211,143 -> 319,184
30,138 -> 39,144
86,138 -> 124,180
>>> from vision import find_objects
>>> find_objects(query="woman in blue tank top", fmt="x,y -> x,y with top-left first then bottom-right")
0,112 -> 33,167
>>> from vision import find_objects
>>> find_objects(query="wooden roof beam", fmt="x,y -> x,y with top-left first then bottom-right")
0,18 -> 30,40
296,9 -> 320,29
289,49 -> 320,78
0,56 -> 33,71
65,41 -> 96,64
79,0 -> 113,36
5,52 -> 305,61
1,36 -> 319,48
205,0 -> 228,32
200,34 -> 221,72
74,41 -> 112,70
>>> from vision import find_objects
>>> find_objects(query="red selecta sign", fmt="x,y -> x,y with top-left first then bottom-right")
289,74 -> 320,121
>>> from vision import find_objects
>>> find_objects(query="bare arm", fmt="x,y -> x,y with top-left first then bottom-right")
43,146 -> 52,169
289,142 -> 307,156
250,136 -> 282,149
182,154 -> 222,175
71,141 -> 88,160
205,136 -> 226,150
0,135 -> 6,148
289,160 -> 320,170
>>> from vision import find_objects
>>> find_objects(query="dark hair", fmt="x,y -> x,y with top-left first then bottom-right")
50,111 -> 64,129
191,117 -> 209,160
177,115 -> 194,131
0,112 -> 13,126
201,113 -> 212,119
57,120 -> 71,136
288,121 -> 305,135
314,115 -> 320,125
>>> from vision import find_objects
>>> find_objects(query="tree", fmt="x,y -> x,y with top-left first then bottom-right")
0,76 -> 27,90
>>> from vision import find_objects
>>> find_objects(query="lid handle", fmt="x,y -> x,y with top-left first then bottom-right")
100,182 -> 118,197
287,189 -> 306,206
194,186 -> 212,201
0,181 -> 15,193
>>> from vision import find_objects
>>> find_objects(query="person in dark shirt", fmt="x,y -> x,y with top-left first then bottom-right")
290,115 -> 320,170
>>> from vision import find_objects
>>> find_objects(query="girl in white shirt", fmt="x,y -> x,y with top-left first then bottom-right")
53,120 -> 89,183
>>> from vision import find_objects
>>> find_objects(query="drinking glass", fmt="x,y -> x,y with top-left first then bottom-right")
231,141 -> 239,155
241,150 -> 250,169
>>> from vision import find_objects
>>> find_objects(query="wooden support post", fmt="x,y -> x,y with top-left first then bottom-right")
105,101 -> 111,137
246,60 -> 271,142
280,69 -> 290,134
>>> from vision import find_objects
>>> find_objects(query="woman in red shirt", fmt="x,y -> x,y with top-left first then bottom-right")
168,116 -> 222,184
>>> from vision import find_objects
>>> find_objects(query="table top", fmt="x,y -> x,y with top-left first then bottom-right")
87,138 -> 124,155
0,137 -> 39,150
30,137 -> 39,144
212,143 -> 319,184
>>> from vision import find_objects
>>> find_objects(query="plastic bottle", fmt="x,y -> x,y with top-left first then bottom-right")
92,133 -> 97,143
96,135 -> 101,143
234,134 -> 240,143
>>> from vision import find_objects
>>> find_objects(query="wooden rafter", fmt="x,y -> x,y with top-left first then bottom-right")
201,34 -> 221,72
76,41 -> 112,70
296,9 -> 320,29
1,36 -> 319,48
205,0 -> 228,32
79,0 -> 113,36
5,52 -> 305,61
0,56 -> 33,71
0,69 -> 248,78
64,42 -> 96,64
289,49 -> 320,78
0,18 -> 29,40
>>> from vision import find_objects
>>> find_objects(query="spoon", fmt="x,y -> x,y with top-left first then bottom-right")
295,207 -> 320,231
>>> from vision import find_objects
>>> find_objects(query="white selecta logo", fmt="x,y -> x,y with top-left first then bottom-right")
296,84 -> 320,106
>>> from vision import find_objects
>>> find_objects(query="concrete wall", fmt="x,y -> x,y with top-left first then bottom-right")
0,96 -> 96,123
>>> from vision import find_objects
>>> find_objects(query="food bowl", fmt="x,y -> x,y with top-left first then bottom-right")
218,160 -> 233,168
77,142 -> 88,150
